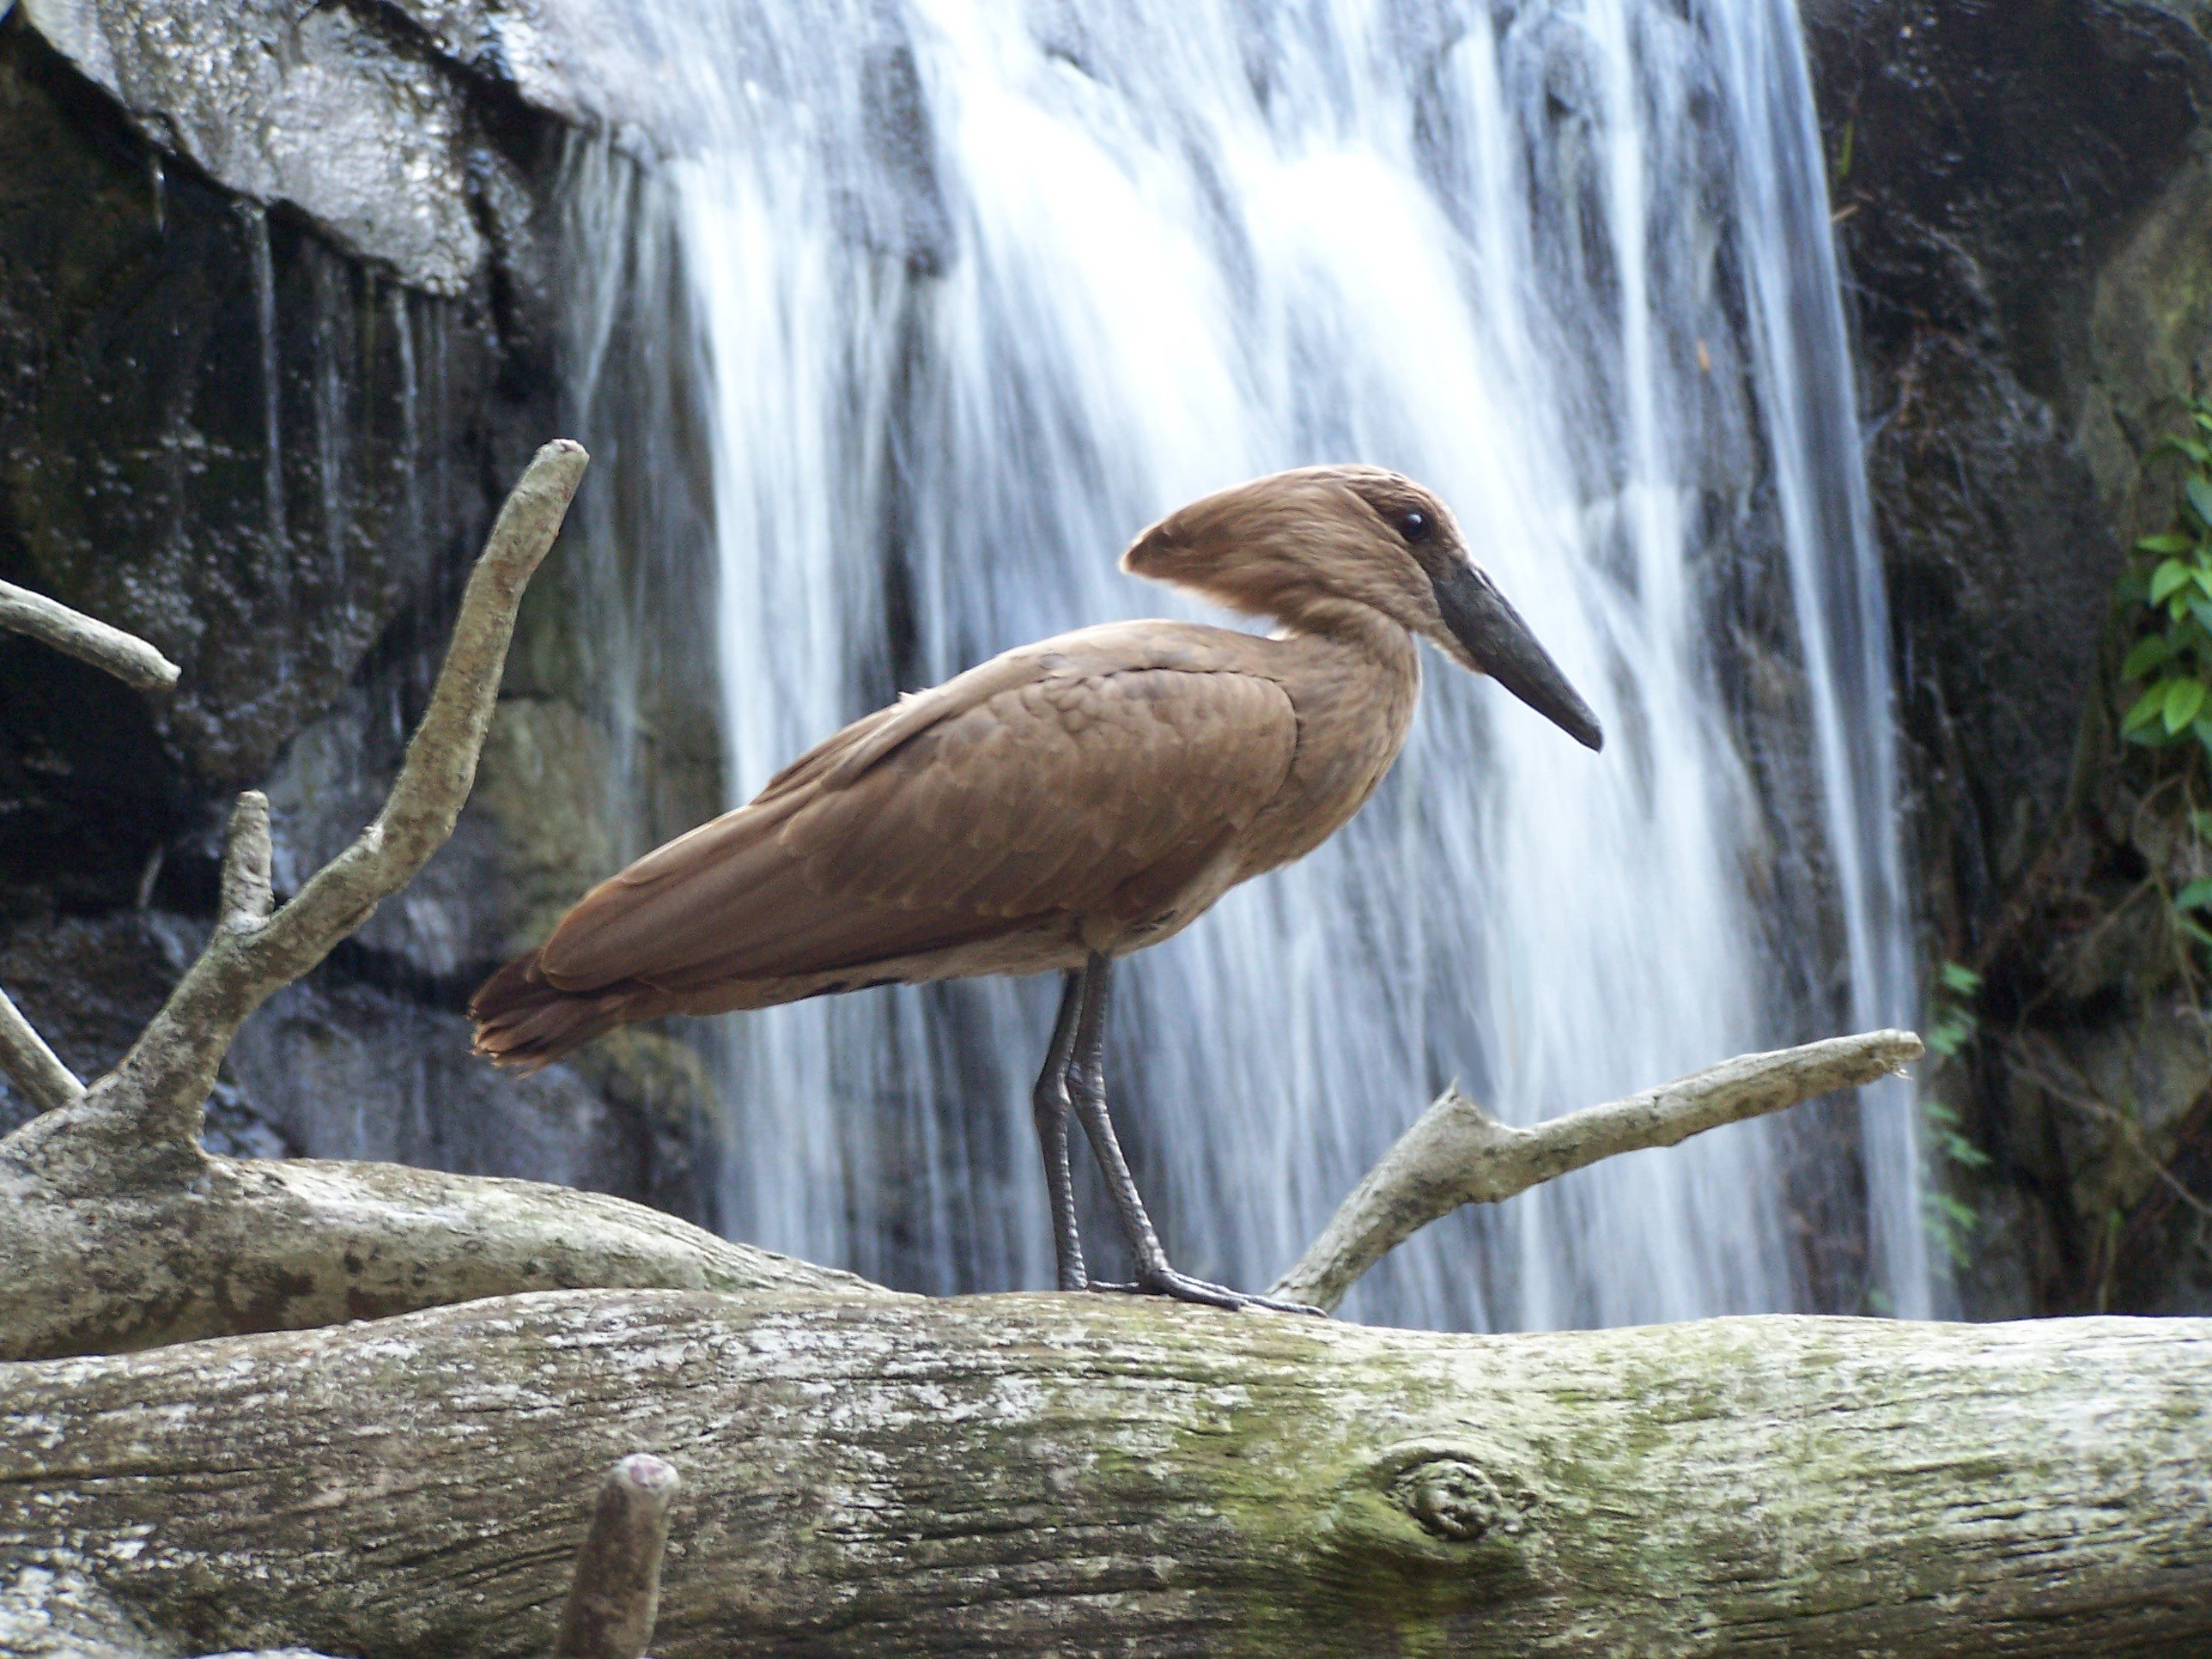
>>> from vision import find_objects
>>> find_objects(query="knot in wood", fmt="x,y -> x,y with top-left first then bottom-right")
1390,1456 -> 1512,1542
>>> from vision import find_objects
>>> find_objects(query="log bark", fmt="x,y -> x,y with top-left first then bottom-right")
3,1291 -> 2205,1657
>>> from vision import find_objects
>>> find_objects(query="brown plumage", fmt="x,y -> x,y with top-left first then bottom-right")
472,465 -> 1600,1311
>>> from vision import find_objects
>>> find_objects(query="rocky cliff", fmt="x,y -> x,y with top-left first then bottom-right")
0,0 -> 716,1220
1807,0 -> 2212,1314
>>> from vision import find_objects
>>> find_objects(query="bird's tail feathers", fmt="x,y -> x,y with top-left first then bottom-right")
469,951 -> 646,1070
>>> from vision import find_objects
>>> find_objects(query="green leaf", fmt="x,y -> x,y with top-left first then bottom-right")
2137,531 -> 2196,555
2195,718 -> 2212,758
2124,684 -> 2171,732
2166,436 -> 2212,465
2188,476 -> 2212,528
2175,878 -> 2212,912
2151,559 -> 2194,603
2179,914 -> 2212,951
1934,1193 -> 1978,1229
2123,635 -> 2178,678
2188,597 -> 2212,637
1938,961 -> 1982,994
2195,407 -> 2212,434
2164,676 -> 2206,733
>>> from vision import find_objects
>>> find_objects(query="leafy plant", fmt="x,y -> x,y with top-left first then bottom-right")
1921,961 -> 1989,1267
2116,398 -> 2212,757
1924,959 -> 1981,1058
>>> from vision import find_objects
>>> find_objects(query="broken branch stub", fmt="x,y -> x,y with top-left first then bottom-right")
21,440 -> 586,1176
555,1455 -> 681,1659
1273,1029 -> 1924,1311
0,576 -> 180,694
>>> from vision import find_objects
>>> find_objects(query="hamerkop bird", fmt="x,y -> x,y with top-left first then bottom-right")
473,466 -> 1601,1311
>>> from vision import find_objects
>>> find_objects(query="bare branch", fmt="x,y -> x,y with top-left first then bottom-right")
1272,1030 -> 1925,1312
46,441 -> 586,1166
554,1454 -> 679,1659
218,792 -> 275,932
0,982 -> 83,1115
0,577 -> 179,693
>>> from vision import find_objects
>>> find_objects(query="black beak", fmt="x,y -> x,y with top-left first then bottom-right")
1431,562 -> 1604,750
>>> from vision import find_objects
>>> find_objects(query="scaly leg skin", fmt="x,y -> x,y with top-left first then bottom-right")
1031,969 -> 1090,1291
1064,952 -> 1324,1317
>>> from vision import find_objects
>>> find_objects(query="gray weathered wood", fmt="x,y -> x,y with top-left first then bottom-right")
3,1291 -> 2205,1657
3,440 -> 587,1199
555,1455 -> 679,1659
1274,1030 -> 1924,1310
0,986 -> 82,1116
0,577 -> 179,693
0,1150 -> 878,1362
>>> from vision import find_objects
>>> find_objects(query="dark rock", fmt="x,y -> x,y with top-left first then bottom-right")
1807,0 -> 2212,1316
0,15 -> 529,881
0,7 -> 714,1224
225,975 -> 644,1194
1807,0 -> 2212,924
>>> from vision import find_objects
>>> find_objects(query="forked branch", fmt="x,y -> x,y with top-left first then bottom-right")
1272,1029 -> 1924,1311
13,440 -> 586,1175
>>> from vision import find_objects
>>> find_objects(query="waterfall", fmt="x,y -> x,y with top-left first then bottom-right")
566,0 -> 1930,1327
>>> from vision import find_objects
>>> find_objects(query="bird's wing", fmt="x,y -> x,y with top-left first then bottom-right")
533,627 -> 1299,994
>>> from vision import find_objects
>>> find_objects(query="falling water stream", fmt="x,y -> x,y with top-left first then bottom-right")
568,0 -> 1932,1327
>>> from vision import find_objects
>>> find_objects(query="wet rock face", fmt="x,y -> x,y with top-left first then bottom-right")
1807,1 -> 2212,1315
0,9 -> 712,1223
1806,0 -> 2212,915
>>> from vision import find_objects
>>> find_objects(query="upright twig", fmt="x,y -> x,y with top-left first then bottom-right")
1272,1030 -> 1924,1312
0,577 -> 180,693
0,985 -> 82,1113
40,440 -> 586,1167
555,1454 -> 680,1659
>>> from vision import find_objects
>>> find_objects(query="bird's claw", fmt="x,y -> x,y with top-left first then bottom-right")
1084,1269 -> 1327,1317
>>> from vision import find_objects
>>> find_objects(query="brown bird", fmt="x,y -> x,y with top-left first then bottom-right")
473,465 -> 1601,1311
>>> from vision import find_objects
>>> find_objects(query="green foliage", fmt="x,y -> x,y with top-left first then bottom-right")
1920,962 -> 1988,1267
2116,399 -> 2212,757
2112,398 -> 2212,961
1924,960 -> 1980,1059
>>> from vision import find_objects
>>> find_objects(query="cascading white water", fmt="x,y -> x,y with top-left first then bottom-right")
569,0 -> 1931,1326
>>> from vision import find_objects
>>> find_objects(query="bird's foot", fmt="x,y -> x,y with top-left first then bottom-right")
1087,1268 -> 1326,1316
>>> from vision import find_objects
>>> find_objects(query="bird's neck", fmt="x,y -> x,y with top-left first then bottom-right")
1273,596 -> 1422,690
1236,599 -> 1420,877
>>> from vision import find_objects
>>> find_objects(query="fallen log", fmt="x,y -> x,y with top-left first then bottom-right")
3,1291 -> 2206,1656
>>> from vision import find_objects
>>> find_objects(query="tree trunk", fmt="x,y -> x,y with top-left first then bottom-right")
5,1291 -> 2206,1657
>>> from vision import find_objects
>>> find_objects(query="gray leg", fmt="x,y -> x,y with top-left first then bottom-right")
1031,969 -> 1088,1291
1065,952 -> 1322,1316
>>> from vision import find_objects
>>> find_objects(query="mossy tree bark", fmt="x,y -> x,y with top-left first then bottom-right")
5,1295 -> 2208,1657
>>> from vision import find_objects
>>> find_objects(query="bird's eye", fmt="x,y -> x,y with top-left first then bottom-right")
1398,508 -> 1431,543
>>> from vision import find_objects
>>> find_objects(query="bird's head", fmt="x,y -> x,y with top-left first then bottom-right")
1121,465 -> 1603,750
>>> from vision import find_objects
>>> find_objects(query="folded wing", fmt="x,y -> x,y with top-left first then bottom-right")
473,627 -> 1297,1064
